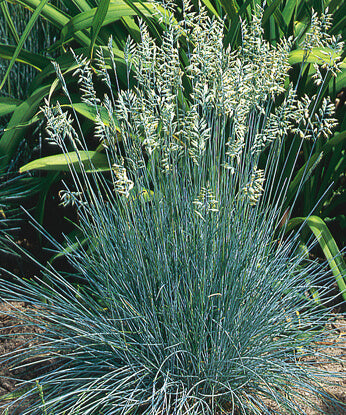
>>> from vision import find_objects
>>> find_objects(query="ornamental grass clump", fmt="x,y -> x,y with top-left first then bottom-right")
0,3 -> 344,414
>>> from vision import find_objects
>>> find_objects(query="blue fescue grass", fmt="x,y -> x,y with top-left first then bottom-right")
0,167 -> 344,414
0,3 -> 345,414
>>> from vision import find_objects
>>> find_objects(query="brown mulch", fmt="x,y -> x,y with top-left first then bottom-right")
0,301 -> 345,414
0,302 -> 48,414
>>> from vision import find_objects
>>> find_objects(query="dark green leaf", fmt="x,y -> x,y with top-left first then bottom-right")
0,97 -> 22,117
20,151 -> 110,173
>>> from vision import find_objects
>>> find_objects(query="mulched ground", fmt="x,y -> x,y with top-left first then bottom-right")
0,301 -> 345,414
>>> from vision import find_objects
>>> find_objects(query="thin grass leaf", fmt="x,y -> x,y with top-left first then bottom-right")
1,5 -> 345,414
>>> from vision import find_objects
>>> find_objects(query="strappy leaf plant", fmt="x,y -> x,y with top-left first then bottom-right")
0,0 -> 173,250
1,4 -> 345,414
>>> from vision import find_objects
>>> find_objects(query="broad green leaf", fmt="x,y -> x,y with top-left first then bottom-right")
285,131 -> 346,206
219,0 -> 238,20
89,0 -> 111,57
0,97 -> 22,117
224,0 -> 253,47
14,0 -> 91,46
200,0 -> 219,17
288,48 -> 346,70
20,151 -> 110,173
60,2 -> 153,45
61,102 -> 121,133
282,0 -> 297,26
0,0 -> 50,90
120,15 -> 141,43
0,84 -> 51,169
15,0 -> 70,26
263,0 -> 288,35
28,46 -> 126,94
286,216 -> 346,302
0,43 -> 50,71
68,0 -> 92,13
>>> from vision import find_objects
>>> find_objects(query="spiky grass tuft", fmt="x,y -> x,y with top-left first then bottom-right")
0,2 -> 344,414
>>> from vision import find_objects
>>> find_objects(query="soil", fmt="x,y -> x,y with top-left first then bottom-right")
0,301 -> 345,415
